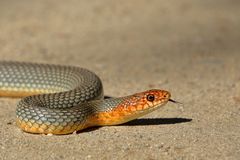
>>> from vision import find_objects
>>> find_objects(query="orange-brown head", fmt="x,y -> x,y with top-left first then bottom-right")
89,89 -> 172,126
117,89 -> 171,118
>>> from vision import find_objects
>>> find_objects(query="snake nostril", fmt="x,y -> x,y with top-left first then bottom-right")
163,94 -> 169,99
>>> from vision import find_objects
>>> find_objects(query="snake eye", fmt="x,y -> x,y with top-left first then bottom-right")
146,94 -> 155,102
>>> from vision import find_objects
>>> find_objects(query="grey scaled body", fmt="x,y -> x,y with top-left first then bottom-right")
0,61 -> 111,130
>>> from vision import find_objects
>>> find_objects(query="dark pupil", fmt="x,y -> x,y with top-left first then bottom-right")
147,94 -> 155,102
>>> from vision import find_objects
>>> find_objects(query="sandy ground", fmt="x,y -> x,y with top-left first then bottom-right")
0,0 -> 240,159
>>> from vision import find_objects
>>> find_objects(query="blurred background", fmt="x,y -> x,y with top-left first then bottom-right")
0,0 -> 239,159
0,0 -> 239,94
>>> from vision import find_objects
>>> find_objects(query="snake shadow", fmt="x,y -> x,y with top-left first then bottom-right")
104,96 -> 113,99
78,118 -> 192,133
121,117 -> 192,126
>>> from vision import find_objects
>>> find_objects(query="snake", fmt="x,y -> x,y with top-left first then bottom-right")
0,61 -> 176,135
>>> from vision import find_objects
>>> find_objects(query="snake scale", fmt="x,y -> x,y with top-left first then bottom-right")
0,61 -> 174,135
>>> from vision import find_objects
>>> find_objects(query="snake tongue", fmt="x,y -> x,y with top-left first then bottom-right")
169,99 -> 183,104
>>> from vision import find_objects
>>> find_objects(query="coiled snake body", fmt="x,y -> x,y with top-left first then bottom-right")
0,61 -> 172,135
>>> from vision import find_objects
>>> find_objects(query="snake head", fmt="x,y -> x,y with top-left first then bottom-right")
120,89 -> 171,114
112,89 -> 172,124
89,89 -> 172,126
